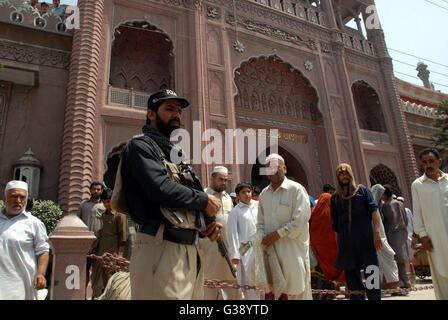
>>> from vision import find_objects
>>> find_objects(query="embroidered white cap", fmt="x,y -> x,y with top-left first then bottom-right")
265,153 -> 285,165
212,166 -> 228,174
4,180 -> 28,196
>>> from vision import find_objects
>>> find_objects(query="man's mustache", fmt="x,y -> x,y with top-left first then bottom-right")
169,118 -> 181,125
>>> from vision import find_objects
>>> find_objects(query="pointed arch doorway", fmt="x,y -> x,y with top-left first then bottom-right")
251,146 -> 309,191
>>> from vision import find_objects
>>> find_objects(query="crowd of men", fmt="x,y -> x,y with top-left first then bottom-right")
1,88 -> 448,300
29,0 -> 69,20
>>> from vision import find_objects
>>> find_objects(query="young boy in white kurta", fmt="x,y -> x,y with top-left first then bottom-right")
227,182 -> 262,300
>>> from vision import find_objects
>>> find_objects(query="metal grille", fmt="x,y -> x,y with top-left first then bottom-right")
109,89 -> 131,106
133,93 -> 150,109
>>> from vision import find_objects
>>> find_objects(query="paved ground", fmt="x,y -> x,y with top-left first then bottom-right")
330,277 -> 436,300
383,278 -> 435,300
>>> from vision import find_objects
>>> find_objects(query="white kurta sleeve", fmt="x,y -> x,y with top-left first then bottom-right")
277,185 -> 311,239
227,208 -> 240,260
34,220 -> 50,256
411,182 -> 428,238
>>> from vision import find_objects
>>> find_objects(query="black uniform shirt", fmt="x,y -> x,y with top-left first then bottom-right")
121,134 -> 209,226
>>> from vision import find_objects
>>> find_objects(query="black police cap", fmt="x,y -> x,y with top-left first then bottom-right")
147,89 -> 190,110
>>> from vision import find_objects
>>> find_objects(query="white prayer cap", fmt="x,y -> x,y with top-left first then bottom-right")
397,196 -> 404,202
212,166 -> 228,174
230,192 -> 237,198
4,180 -> 28,196
265,153 -> 285,165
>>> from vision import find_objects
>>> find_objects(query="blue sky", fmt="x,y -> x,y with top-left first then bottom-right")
60,0 -> 448,92
375,0 -> 448,92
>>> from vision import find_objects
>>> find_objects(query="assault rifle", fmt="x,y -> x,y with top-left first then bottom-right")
179,162 -> 237,279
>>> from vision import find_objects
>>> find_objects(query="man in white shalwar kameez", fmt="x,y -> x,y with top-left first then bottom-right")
201,166 -> 240,300
256,154 -> 312,300
227,182 -> 261,300
0,180 -> 50,300
412,148 -> 448,300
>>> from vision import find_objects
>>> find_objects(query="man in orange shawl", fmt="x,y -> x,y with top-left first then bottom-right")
310,192 -> 346,285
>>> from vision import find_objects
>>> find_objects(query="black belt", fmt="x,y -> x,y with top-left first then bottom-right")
140,223 -> 199,245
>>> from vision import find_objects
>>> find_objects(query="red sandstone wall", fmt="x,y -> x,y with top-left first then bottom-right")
0,65 -> 68,201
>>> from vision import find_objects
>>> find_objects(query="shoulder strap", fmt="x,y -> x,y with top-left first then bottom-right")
140,135 -> 167,161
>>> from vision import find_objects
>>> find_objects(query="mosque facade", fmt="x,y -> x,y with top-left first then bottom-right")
0,0 -> 446,213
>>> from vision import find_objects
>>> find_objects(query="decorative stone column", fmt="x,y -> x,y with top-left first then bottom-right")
57,0 -> 104,215
49,214 -> 96,300
330,32 -> 370,185
320,0 -> 338,29
363,20 -> 420,194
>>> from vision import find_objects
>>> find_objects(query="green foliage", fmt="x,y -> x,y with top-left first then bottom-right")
0,199 -> 63,234
30,200 -> 63,234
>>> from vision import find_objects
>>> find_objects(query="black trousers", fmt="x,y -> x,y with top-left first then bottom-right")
344,268 -> 381,300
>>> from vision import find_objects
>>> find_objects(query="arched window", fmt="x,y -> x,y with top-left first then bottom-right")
110,21 -> 174,93
352,81 -> 387,132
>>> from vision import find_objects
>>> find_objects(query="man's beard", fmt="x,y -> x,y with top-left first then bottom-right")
214,185 -> 226,193
269,172 -> 285,185
156,113 -> 181,137
338,180 -> 350,188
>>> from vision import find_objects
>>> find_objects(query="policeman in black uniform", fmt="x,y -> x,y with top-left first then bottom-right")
121,89 -> 222,299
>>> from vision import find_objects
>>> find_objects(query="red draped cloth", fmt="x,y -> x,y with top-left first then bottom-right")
310,193 -> 345,283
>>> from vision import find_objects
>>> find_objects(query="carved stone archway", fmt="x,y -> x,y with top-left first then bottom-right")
234,55 -> 321,121
251,146 -> 309,191
370,163 -> 402,196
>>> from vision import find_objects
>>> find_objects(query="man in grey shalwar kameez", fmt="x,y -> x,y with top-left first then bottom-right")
381,185 -> 411,291
370,185 -> 399,290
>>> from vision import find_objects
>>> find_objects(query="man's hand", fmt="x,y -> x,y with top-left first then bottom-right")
374,230 -> 382,251
231,258 -> 240,265
200,221 -> 223,242
204,195 -> 222,217
261,231 -> 280,247
421,236 -> 433,252
34,274 -> 47,290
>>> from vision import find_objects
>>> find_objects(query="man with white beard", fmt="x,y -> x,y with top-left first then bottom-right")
0,180 -> 49,300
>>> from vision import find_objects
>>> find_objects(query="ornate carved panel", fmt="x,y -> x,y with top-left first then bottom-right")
234,55 -> 321,121
109,22 -> 174,93
324,59 -> 339,94
206,25 -> 223,65
152,0 -> 202,9
208,70 -> 226,116
0,39 -> 70,69
206,0 -> 330,40
329,96 -> 346,136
